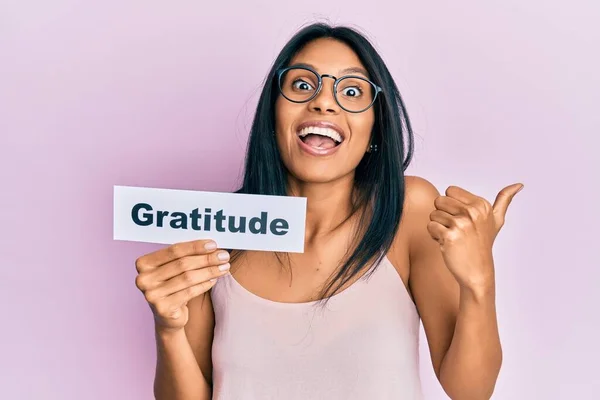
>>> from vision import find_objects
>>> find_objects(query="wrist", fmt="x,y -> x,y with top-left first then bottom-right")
461,283 -> 494,302
155,324 -> 186,342
460,257 -> 495,293
460,272 -> 496,303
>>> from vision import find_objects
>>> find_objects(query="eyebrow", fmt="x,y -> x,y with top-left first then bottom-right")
292,62 -> 370,78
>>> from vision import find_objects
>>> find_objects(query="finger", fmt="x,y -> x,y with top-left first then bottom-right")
164,279 -> 219,311
135,239 -> 218,273
492,183 -> 524,221
427,220 -> 448,244
150,264 -> 230,299
151,250 -> 230,283
429,209 -> 455,228
445,185 -> 479,205
434,195 -> 466,216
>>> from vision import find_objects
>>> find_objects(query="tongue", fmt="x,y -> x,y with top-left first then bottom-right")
303,134 -> 336,149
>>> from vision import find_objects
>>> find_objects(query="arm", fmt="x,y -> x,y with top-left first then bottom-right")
404,176 -> 520,399
439,281 -> 501,400
134,239 -> 228,400
154,292 -> 216,400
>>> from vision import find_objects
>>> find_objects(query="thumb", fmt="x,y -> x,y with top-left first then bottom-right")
492,183 -> 524,227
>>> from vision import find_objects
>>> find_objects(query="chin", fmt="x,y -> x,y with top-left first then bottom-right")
287,164 -> 353,186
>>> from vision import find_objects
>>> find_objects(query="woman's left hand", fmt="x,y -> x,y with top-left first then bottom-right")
427,183 -> 524,292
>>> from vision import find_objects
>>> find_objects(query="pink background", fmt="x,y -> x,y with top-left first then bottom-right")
2,1 -> 598,399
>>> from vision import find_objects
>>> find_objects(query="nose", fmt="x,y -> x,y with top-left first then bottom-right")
308,77 -> 340,114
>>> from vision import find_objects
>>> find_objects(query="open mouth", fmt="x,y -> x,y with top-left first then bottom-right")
297,126 -> 344,150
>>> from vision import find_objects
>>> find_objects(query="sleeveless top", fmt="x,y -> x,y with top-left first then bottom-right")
210,256 -> 424,400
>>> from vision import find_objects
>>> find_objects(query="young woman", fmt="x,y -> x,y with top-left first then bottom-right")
134,23 -> 523,400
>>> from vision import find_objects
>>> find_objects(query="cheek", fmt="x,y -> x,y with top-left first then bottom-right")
349,112 -> 375,146
274,97 -> 297,134
274,98 -> 298,157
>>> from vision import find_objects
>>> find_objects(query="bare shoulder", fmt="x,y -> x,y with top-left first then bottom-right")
403,175 -> 440,214
398,175 -> 441,250
387,175 -> 441,288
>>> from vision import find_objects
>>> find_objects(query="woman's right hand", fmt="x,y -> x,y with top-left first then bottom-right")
134,239 -> 231,333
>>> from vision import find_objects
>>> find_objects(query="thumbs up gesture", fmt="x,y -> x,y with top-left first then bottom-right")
427,183 -> 524,291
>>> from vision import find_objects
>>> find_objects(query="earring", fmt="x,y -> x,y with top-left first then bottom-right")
369,143 -> 378,153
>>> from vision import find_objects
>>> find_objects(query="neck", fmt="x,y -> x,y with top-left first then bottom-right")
287,173 -> 356,241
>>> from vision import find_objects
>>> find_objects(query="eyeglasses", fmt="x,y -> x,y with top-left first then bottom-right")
276,65 -> 383,113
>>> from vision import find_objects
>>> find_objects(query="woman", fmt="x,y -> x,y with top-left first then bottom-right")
134,23 -> 523,399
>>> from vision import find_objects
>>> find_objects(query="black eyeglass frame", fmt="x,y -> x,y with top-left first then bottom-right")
275,65 -> 383,114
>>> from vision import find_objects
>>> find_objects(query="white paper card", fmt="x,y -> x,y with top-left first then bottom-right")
113,185 -> 307,253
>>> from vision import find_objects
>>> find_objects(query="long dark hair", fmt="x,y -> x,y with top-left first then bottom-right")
235,22 -> 414,301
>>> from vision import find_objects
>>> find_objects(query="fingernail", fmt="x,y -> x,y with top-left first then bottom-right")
205,241 -> 217,250
210,278 -> 218,283
217,251 -> 230,261
218,263 -> 231,272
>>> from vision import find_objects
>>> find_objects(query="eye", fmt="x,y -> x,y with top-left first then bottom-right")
341,86 -> 362,97
292,79 -> 314,91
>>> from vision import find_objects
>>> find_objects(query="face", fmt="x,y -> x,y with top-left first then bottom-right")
274,38 -> 376,185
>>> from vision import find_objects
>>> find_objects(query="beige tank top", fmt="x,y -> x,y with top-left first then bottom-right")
210,255 -> 424,399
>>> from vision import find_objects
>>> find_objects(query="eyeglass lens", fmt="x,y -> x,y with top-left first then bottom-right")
279,68 -> 376,112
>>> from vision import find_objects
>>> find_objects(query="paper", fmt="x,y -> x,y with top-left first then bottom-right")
113,185 -> 307,253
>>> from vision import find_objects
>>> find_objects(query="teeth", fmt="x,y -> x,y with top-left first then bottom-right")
298,126 -> 343,143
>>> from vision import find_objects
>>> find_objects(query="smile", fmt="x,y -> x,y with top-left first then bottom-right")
295,121 -> 345,156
